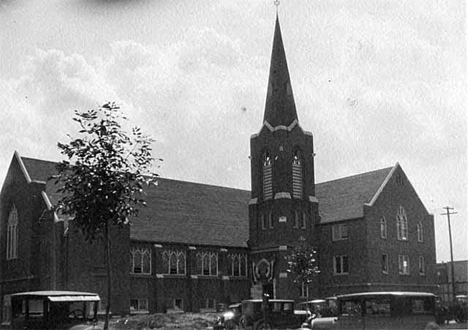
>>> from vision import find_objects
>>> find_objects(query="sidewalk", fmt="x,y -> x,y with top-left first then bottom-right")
440,320 -> 468,329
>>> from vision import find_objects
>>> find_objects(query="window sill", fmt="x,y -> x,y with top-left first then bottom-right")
196,275 -> 219,279
157,274 -> 186,278
333,273 -> 349,276
130,310 -> 149,315
130,273 -> 152,277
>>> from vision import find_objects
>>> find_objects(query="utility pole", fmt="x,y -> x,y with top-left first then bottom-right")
441,206 -> 457,303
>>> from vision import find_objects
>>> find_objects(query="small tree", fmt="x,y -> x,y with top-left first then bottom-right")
285,237 -> 320,303
53,102 -> 160,330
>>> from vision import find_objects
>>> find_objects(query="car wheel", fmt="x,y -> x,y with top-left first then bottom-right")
253,320 -> 272,330
239,315 -> 249,330
424,322 -> 440,330
225,319 -> 237,330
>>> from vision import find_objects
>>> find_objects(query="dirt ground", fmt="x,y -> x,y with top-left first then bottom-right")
109,312 -> 219,330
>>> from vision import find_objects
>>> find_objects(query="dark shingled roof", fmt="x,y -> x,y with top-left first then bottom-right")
132,179 -> 250,247
17,154 -> 394,247
316,167 -> 393,223
19,156 -> 250,247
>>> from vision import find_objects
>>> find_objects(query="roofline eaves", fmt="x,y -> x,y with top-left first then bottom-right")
364,162 -> 399,207
15,151 -> 32,184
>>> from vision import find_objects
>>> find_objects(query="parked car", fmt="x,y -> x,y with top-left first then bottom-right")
8,290 -> 102,330
300,292 -> 439,330
238,299 -> 309,330
298,297 -> 338,319
213,303 -> 242,330
298,297 -> 339,328
436,294 -> 468,324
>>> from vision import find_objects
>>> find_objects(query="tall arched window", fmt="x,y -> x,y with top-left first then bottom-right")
130,248 -> 151,274
268,210 -> 273,229
262,150 -> 273,200
196,252 -> 218,276
292,148 -> 303,199
6,206 -> 18,260
380,216 -> 387,239
162,250 -> 186,275
260,213 -> 266,230
396,206 -> 408,241
294,211 -> 299,228
417,222 -> 423,242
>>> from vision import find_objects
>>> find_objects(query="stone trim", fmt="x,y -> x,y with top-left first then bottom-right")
249,198 -> 258,205
274,192 -> 291,200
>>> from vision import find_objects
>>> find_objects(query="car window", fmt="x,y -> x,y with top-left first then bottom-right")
411,298 -> 433,315
340,299 -> 361,316
272,302 -> 282,312
364,298 -> 391,316
28,300 -> 44,317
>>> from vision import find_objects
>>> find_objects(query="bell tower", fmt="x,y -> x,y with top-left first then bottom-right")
248,14 -> 319,300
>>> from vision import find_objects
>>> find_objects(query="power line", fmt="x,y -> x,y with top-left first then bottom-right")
441,206 -> 457,303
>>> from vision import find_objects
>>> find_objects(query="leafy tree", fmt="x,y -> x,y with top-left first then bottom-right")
285,237 -> 320,302
53,102 -> 160,330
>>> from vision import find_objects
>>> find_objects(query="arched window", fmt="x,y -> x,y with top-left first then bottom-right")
130,248 -> 151,274
294,211 -> 299,228
292,148 -> 303,199
396,207 -> 408,241
302,212 -> 307,229
260,213 -> 266,230
262,150 -> 273,200
162,250 -> 186,275
417,222 -> 423,242
227,253 -> 247,277
380,216 -> 387,239
268,210 -> 273,229
196,252 -> 218,276
6,206 -> 18,260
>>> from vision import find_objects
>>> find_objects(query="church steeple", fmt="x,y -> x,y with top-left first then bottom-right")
249,10 -> 318,300
263,15 -> 298,128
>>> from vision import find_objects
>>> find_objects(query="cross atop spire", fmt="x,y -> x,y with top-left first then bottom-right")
263,14 -> 298,128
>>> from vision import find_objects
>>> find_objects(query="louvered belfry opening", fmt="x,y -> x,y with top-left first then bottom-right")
292,148 -> 303,199
263,150 -> 273,200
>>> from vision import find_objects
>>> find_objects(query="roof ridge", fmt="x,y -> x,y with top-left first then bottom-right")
317,166 -> 393,186
21,156 -> 60,165
20,154 -> 249,193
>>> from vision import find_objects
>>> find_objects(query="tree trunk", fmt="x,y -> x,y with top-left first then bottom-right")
104,220 -> 112,330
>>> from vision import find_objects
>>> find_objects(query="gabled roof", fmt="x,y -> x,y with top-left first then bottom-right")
315,166 -> 394,224
131,178 -> 250,247
14,153 -> 397,246
18,154 -> 250,247
21,156 -> 58,183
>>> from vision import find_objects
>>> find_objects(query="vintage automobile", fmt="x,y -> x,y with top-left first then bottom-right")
297,297 -> 338,318
213,303 -> 242,330
8,290 -> 102,330
301,292 -> 439,330
436,294 -> 468,324
238,299 -> 309,330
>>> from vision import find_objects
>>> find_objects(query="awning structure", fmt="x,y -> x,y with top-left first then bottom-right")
48,295 -> 100,302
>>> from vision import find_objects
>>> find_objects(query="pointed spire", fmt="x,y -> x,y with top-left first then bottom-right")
263,14 -> 298,128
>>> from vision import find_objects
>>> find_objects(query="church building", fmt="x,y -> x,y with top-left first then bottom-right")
0,15 -> 437,320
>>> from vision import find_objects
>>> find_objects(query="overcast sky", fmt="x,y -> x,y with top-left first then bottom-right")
1,0 -> 466,262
